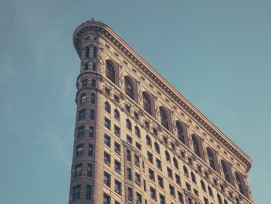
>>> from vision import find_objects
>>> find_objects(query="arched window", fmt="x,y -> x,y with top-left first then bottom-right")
114,109 -> 120,121
165,151 -> 171,162
106,61 -> 115,83
104,102 -> 111,113
176,122 -> 185,144
221,160 -> 231,183
125,77 -> 134,99
173,157 -> 179,169
135,126 -> 140,138
126,119 -> 132,131
90,93 -> 95,104
146,135 -> 152,147
80,94 -> 87,104
160,107 -> 169,129
142,92 -> 151,115
192,135 -> 201,157
154,142 -> 160,154
207,148 -> 216,171
235,172 -> 245,195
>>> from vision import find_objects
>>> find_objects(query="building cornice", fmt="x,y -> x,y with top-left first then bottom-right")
73,20 -> 252,172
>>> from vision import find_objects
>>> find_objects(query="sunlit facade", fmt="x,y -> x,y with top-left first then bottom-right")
69,19 -> 254,204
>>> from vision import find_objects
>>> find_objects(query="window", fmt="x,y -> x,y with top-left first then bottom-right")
86,185 -> 92,200
154,142 -> 160,154
79,109 -> 86,120
84,63 -> 88,70
175,174 -> 181,185
171,143 -> 175,151
104,172 -> 111,187
191,172 -> 196,183
149,168 -> 155,181
72,185 -> 81,200
217,194 -> 223,204
128,187 -> 133,201
125,104 -> 130,113
236,172 -> 245,195
153,127 -> 158,136
125,77 -> 134,99
204,197 -> 209,204
104,118 -> 111,129
87,163 -> 92,177
114,160 -> 121,173
159,194 -> 165,204
136,192 -> 142,203
176,122 -> 185,144
115,180 -> 121,194
135,173 -> 141,185
114,94 -> 119,102
106,61 -> 115,83
93,46 -> 97,58
183,166 -> 189,177
156,158 -> 162,170
127,150 -> 131,161
114,142 -> 121,154
82,79 -> 87,88
126,119 -> 132,131
146,135 -> 152,147
201,180 -> 206,192
165,151 -> 171,162
169,185 -> 175,197
91,79 -> 96,87
89,126 -> 94,137
208,186 -> 213,197
134,111 -> 139,120
167,167 -> 173,178
74,163 -> 82,178
127,167 -> 132,180
135,126 -> 140,138
150,187 -> 156,200
147,152 -> 153,163
126,135 -> 132,144
105,102 -> 111,113
158,176 -> 164,188
173,157 -> 179,169
104,152 -> 111,165
92,63 -> 96,71
143,92 -> 152,115
103,193 -> 111,204
80,94 -> 87,104
186,182 -> 191,191
90,93 -> 95,104
221,160 -> 231,183
159,107 -> 169,129
77,125 -> 85,137
134,154 -> 140,166
105,87 -> 110,95
90,109 -> 95,120
194,189 -> 199,196
136,142 -> 141,150
114,125 -> 120,136
178,192 -> 184,203
192,135 -> 201,157
207,148 -> 216,170
76,144 -> 83,157
88,144 -> 93,156
104,135 -> 111,147
114,109 -> 120,120
85,47 -> 90,58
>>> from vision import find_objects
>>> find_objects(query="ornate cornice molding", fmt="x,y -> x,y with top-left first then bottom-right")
73,20 -> 252,172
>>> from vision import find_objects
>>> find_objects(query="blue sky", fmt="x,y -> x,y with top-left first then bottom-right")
0,0 -> 270,203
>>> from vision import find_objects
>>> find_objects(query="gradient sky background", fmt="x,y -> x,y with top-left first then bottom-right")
0,0 -> 270,203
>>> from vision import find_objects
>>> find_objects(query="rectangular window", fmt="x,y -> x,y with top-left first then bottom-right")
134,154 -> 140,166
136,142 -> 141,150
178,191 -> 184,203
126,135 -> 132,144
156,159 -> 162,170
90,109 -> 95,120
104,152 -> 111,165
105,87 -> 110,96
114,125 -> 120,137
91,79 -> 96,87
128,187 -> 133,201
114,180 -> 121,195
88,144 -> 93,156
127,167 -> 132,180
186,182 -> 191,191
159,194 -> 165,204
127,150 -> 131,161
87,163 -> 92,177
135,173 -> 141,185
147,152 -> 153,163
114,142 -> 121,154
104,172 -> 111,187
89,126 -> 94,137
82,79 -> 87,88
104,118 -> 111,130
86,185 -> 92,200
175,174 -> 181,185
167,168 -> 173,178
76,144 -> 83,157
150,187 -> 156,200
79,109 -> 86,120
114,160 -> 121,173
104,134 -> 111,147
77,125 -> 85,137
169,185 -> 175,197
149,168 -> 155,181
125,104 -> 130,113
74,163 -> 82,178
136,192 -> 142,203
103,193 -> 111,204
158,176 -> 164,188
73,185 -> 81,200
134,111 -> 139,120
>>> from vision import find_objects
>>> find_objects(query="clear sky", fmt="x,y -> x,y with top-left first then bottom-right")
0,0 -> 270,203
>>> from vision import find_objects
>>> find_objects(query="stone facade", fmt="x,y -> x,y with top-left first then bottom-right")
69,19 -> 254,204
